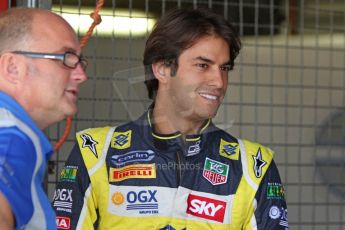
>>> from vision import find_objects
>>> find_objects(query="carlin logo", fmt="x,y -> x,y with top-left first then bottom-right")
203,157 -> 229,185
186,194 -> 226,223
253,148 -> 267,178
56,216 -> 70,229
111,150 -> 155,166
80,133 -> 98,158
111,130 -> 132,149
219,139 -> 239,160
109,164 -> 156,182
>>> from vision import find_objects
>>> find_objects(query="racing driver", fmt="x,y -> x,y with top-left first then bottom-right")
53,8 -> 288,230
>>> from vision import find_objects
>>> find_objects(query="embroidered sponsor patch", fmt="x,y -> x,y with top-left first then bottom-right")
111,150 -> 155,166
219,139 -> 239,160
267,182 -> 285,200
80,133 -> 98,158
203,157 -> 229,185
109,164 -> 156,182
111,130 -> 132,149
112,192 -> 125,205
108,186 -> 179,217
186,193 -> 226,223
56,216 -> 71,229
59,166 -> 78,182
112,189 -> 159,214
126,189 -> 158,213
53,188 -> 73,213
268,206 -> 288,228
253,148 -> 267,178
187,140 -> 201,156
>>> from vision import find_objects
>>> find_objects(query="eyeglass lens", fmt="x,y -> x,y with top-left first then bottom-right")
65,52 -> 87,70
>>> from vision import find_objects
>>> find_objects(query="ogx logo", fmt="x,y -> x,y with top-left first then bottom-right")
125,190 -> 159,214
127,190 -> 158,203
54,189 -> 73,202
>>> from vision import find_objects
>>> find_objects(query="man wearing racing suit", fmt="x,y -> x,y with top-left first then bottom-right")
53,8 -> 288,229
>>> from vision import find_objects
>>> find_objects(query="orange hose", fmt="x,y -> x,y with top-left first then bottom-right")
54,0 -> 104,152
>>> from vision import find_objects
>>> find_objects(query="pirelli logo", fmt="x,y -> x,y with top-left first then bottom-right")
109,164 -> 156,182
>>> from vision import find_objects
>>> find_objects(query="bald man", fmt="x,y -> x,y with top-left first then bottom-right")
0,8 -> 87,229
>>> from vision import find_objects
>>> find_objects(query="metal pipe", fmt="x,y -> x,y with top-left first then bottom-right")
27,0 -> 37,8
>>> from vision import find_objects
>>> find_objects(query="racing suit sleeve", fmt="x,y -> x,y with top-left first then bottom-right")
52,143 -> 98,230
250,160 -> 288,229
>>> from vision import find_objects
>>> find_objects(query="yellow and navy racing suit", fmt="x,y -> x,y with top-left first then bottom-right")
53,110 -> 288,229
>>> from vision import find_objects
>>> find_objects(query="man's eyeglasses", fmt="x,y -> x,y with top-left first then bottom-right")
12,51 -> 88,70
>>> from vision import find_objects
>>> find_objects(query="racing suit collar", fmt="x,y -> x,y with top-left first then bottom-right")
145,108 -> 212,156
146,108 -> 211,140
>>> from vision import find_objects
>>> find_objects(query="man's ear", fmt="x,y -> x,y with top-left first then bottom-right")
152,61 -> 172,84
0,53 -> 26,84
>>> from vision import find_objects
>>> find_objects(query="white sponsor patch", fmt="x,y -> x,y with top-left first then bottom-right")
107,185 -> 233,224
108,185 -> 175,217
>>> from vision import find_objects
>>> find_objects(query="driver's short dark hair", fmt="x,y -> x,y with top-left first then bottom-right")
143,8 -> 241,100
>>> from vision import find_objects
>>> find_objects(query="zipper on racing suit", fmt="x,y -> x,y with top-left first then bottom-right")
175,151 -> 183,185
176,137 -> 189,185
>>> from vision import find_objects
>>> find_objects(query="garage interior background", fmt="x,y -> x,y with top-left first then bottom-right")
6,0 -> 345,229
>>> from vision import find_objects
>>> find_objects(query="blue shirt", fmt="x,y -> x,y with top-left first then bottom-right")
0,91 -> 56,229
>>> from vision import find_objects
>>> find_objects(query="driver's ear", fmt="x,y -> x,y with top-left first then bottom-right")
152,61 -> 172,84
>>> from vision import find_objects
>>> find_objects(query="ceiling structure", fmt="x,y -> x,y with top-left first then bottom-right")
12,0 -> 345,36
52,0 -> 285,35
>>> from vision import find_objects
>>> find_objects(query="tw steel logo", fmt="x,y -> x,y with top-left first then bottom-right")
186,194 -> 226,223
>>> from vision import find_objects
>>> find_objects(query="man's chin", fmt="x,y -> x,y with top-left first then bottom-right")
63,106 -> 77,118
191,111 -> 218,122
203,108 -> 218,118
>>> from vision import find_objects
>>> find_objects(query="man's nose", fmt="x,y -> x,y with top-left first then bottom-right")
209,68 -> 225,88
72,64 -> 88,83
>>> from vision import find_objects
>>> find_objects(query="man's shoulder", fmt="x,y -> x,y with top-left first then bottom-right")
75,119 -> 135,138
239,139 -> 274,157
211,124 -> 273,154
237,139 -> 275,188
0,124 -> 34,151
75,126 -> 115,153
0,108 -> 16,127
74,126 -> 116,170
77,126 -> 114,136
